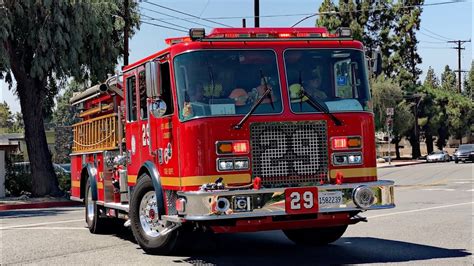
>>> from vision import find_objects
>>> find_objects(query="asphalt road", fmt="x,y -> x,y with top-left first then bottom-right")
1,162 -> 472,265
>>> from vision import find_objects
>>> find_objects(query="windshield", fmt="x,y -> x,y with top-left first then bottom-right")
284,49 -> 371,113
174,50 -> 282,120
458,144 -> 474,151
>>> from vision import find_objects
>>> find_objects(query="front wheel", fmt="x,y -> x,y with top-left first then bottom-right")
129,174 -> 180,255
283,225 -> 348,246
85,180 -> 109,234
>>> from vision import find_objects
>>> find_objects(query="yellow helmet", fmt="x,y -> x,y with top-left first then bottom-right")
289,84 -> 308,103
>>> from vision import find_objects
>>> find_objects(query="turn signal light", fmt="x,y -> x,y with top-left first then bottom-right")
332,136 -> 362,149
216,140 -> 249,155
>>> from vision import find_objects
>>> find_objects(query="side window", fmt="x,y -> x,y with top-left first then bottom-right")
126,75 -> 137,122
160,62 -> 174,115
334,59 -> 354,99
139,71 -> 147,119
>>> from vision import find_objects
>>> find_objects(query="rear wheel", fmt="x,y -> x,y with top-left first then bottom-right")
85,180 -> 109,234
129,174 -> 180,254
455,159 -> 459,164
283,225 -> 348,246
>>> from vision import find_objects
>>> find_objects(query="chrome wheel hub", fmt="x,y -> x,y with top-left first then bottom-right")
87,187 -> 94,221
139,191 -> 160,237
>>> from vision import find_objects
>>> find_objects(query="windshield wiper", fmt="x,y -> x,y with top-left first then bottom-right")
297,71 -> 343,126
233,70 -> 272,130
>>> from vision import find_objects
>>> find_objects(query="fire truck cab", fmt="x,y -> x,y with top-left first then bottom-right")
70,27 -> 394,254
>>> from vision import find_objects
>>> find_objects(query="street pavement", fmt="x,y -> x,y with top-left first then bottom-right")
1,162 -> 472,265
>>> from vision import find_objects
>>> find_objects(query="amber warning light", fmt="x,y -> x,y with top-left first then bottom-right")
216,141 -> 249,155
332,136 -> 361,149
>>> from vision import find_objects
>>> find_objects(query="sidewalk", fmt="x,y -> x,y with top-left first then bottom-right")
0,195 -> 81,211
377,159 -> 426,169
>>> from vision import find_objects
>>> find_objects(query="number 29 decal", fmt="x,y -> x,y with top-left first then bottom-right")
285,187 -> 318,214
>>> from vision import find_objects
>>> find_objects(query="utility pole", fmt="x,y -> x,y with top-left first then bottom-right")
254,0 -> 259,27
123,0 -> 130,66
448,39 -> 471,93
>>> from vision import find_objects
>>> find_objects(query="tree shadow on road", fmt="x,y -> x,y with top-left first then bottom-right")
168,231 -> 471,265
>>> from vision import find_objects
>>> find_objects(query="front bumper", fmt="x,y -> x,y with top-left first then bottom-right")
177,180 -> 395,221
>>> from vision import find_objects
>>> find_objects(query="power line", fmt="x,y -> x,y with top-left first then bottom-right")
291,0 -> 466,27
140,13 -> 188,30
422,27 -> 451,41
419,31 -> 450,42
140,6 -> 214,29
140,20 -> 188,33
143,1 -> 233,28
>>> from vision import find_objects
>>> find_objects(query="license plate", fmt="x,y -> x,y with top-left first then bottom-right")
285,187 -> 318,214
318,191 -> 343,209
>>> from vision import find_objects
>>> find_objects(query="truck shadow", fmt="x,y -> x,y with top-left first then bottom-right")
168,231 -> 471,265
0,206 -> 82,219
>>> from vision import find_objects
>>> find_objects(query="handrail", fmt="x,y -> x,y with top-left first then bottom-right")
72,113 -> 118,153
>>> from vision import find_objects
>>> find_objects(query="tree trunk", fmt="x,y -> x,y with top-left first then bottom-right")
12,71 -> 61,197
394,137 -> 401,159
409,131 -> 421,159
426,133 -> 434,155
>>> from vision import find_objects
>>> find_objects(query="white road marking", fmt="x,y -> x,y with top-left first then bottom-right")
453,181 -> 472,184
422,188 -> 455,191
0,219 -> 84,230
367,202 -> 474,219
467,189 -> 474,192
3,227 -> 88,230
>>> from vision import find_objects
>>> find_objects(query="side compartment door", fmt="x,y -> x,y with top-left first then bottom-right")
124,71 -> 141,184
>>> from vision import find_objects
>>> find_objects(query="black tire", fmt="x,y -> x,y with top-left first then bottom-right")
455,159 -> 459,164
283,225 -> 348,246
85,180 -> 109,234
129,174 -> 180,255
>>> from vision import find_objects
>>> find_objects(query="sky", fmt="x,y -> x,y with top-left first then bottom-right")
1,0 -> 472,114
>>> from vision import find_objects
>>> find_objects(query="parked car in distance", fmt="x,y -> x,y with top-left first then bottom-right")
426,150 -> 450,162
12,162 -> 71,175
453,144 -> 474,163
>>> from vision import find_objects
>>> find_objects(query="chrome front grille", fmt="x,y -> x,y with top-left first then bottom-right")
250,121 -> 328,187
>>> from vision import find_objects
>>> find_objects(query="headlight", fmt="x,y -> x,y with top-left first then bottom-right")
234,158 -> 249,170
217,159 -> 234,171
348,154 -> 362,164
333,152 -> 363,165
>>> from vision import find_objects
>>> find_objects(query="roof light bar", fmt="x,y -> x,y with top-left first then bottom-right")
189,28 -> 205,41
336,27 -> 352,38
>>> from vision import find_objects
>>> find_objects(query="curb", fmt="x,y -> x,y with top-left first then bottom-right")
377,161 -> 426,169
0,200 -> 82,211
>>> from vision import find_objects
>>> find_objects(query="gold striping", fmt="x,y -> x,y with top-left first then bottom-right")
128,175 -> 138,184
71,181 -> 81,188
329,167 -> 377,178
163,174 -> 251,187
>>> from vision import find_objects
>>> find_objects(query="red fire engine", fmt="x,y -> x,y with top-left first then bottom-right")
70,27 -> 395,254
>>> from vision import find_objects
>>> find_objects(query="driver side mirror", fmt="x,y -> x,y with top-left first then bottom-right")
150,98 -> 167,118
145,61 -> 162,98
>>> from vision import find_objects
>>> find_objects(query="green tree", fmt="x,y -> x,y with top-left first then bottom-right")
423,66 -> 439,89
316,0 -> 341,30
10,111 -> 24,133
0,1 -> 140,196
441,65 -> 457,93
391,0 -> 423,89
52,80 -> 84,163
371,76 -> 413,158
447,93 -> 474,144
0,101 -> 13,131
463,61 -> 474,100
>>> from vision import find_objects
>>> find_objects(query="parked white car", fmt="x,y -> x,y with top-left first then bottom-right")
426,151 -> 450,162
